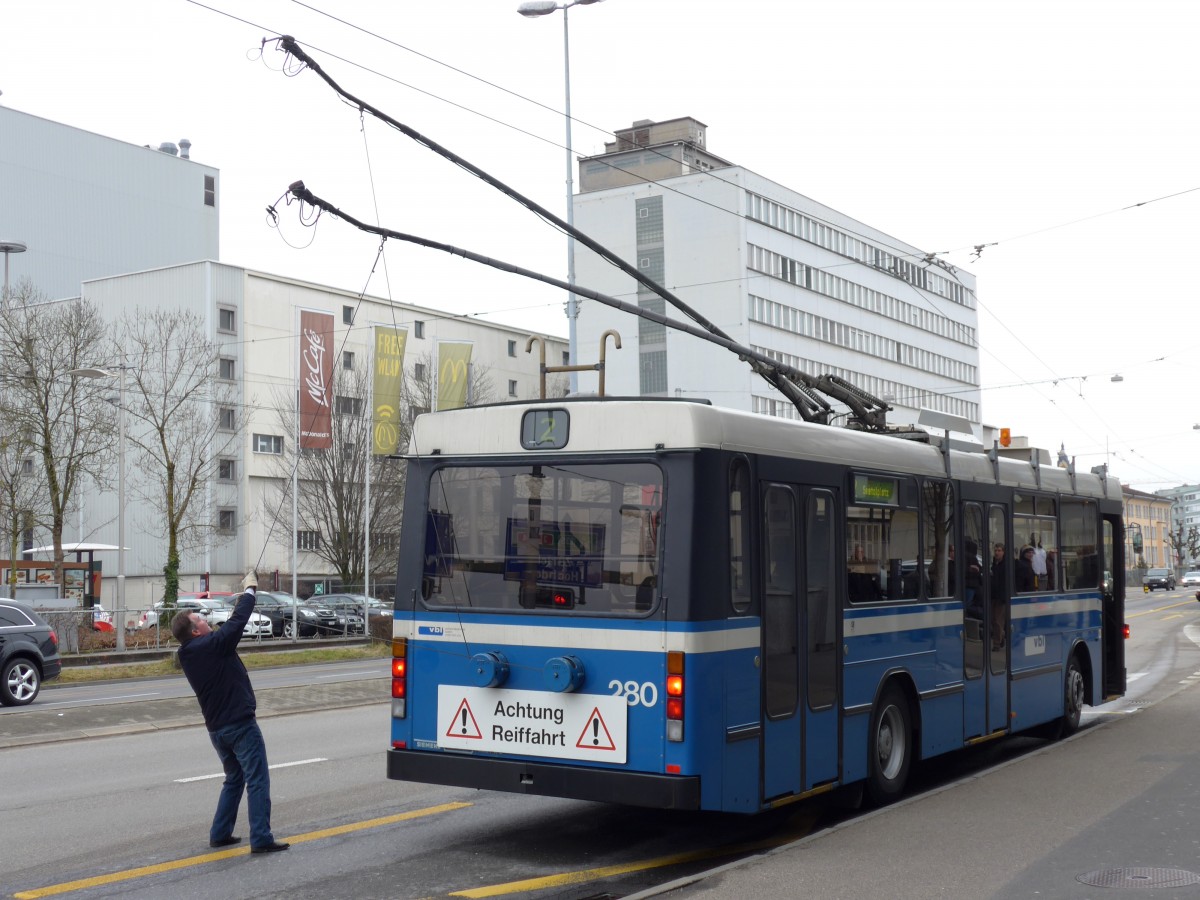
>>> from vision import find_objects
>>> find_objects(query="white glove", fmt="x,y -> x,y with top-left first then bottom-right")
241,570 -> 259,593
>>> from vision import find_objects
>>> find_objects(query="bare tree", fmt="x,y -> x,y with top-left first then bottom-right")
115,309 -> 243,605
0,287 -> 115,590
0,418 -> 44,591
266,362 -> 407,589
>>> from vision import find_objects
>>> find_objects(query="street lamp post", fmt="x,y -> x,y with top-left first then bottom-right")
518,0 -> 604,395
69,366 -> 126,652
0,240 -> 28,303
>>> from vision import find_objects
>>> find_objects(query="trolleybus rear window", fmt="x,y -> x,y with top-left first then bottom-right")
421,462 -> 663,614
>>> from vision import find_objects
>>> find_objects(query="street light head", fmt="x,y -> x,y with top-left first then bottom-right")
574,0 -> 605,4
518,0 -> 559,15
67,367 -> 115,380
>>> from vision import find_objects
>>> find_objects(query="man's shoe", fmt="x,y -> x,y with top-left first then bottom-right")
251,841 -> 290,854
209,836 -> 242,848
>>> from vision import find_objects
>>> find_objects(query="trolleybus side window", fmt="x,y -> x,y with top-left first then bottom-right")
729,458 -> 753,614
421,462 -> 663,614
763,484 -> 798,718
1013,494 -> 1057,592
922,480 -> 955,600
963,503 -> 985,678
807,490 -> 837,710
846,475 -> 919,603
1060,499 -> 1099,589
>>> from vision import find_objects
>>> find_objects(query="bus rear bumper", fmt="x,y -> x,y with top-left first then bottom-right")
388,748 -> 702,810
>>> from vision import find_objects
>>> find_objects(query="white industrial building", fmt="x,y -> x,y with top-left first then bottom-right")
0,105 -> 218,301
573,118 -> 981,431
70,261 -> 568,613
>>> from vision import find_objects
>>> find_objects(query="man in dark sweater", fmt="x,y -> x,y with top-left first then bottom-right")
170,571 -> 289,854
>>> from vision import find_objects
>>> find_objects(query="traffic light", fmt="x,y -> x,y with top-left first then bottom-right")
999,428 -> 1011,448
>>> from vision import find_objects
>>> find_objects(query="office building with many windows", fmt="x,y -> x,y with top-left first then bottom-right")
573,118 -> 980,432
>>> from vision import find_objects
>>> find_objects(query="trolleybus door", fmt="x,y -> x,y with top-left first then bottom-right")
760,484 -> 840,801
963,502 -> 1011,739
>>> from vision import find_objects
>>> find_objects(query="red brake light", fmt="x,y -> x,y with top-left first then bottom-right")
392,659 -> 407,678
666,697 -> 684,720
666,675 -> 683,697
1123,623 -> 1130,640
392,679 -> 406,698
49,630 -> 59,648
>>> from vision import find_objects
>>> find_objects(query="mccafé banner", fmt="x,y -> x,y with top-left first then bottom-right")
437,342 -> 473,410
298,309 -> 334,450
372,325 -> 407,455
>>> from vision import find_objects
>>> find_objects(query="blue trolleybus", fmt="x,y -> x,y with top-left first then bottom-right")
386,397 -> 1125,812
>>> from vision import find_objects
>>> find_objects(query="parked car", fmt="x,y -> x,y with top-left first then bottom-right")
253,592 -> 321,638
320,594 -> 392,622
91,603 -> 114,632
1142,568 -> 1177,591
136,592 -> 236,629
1181,570 -> 1200,588
301,598 -> 361,636
201,599 -> 273,638
0,600 -> 62,706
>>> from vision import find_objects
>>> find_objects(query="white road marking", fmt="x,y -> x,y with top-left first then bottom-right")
36,691 -> 162,709
174,757 -> 328,783
314,669 -> 379,680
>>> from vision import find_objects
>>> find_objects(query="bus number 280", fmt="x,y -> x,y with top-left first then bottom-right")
609,680 -> 658,707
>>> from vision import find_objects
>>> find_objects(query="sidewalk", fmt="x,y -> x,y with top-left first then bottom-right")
0,679 -> 385,749
631,683 -> 1200,899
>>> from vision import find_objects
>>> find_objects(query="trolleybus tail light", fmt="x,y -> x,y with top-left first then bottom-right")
392,637 -> 408,718
1123,623 -> 1130,640
666,651 -> 684,742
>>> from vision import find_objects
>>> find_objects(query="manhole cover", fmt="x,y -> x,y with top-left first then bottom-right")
1077,867 -> 1200,889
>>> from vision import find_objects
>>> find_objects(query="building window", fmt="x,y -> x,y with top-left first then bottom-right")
408,405 -> 429,424
20,458 -> 33,477
218,459 -> 235,480
508,379 -> 518,397
204,175 -> 215,207
253,434 -> 284,455
413,320 -> 425,339
562,350 -> 570,366
218,307 -> 236,334
335,395 -> 363,416
218,357 -> 235,380
414,363 -> 427,382
343,305 -> 354,325
507,339 -> 517,357
218,407 -> 236,430
21,527 -> 33,552
217,509 -> 236,533
342,351 -> 354,370
297,530 -> 322,551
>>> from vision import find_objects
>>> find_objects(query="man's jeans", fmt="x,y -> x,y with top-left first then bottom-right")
208,719 -> 275,848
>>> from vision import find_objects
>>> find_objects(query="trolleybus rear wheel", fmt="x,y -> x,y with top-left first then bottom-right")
866,684 -> 911,804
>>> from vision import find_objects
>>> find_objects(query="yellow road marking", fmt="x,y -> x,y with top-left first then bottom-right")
12,801 -> 471,899
449,810 -> 821,898
1127,598 -> 1197,617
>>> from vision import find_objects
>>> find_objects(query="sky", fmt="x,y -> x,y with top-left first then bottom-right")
2,0 -> 1197,492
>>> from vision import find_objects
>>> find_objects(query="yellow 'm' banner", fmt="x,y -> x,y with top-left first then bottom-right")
437,342 -> 473,410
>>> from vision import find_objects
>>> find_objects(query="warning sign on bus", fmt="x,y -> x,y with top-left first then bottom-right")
437,686 -> 627,763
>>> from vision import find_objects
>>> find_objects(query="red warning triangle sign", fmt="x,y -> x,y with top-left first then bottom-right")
446,698 -> 483,740
575,706 -> 617,752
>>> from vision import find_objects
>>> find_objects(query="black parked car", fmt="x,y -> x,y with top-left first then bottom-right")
253,592 -> 321,638
0,600 -> 62,706
302,597 -> 363,635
